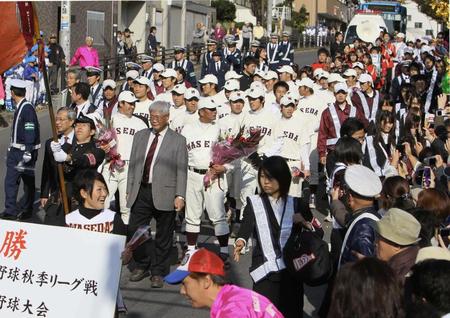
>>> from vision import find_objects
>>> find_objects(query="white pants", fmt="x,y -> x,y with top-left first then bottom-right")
240,160 -> 259,215
226,159 -> 242,209
185,170 -> 229,236
25,80 -> 35,106
286,160 -> 303,197
102,162 -> 130,224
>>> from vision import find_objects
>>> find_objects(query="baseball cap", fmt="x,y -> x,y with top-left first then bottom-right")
197,97 -> 217,110
224,79 -> 240,91
118,90 -> 138,103
133,76 -> 152,87
171,84 -> 186,95
352,62 -> 365,70
420,45 -> 434,54
343,68 -> 357,78
333,82 -> 348,94
263,70 -> 278,81
280,95 -> 296,106
198,74 -> 218,85
152,63 -> 165,72
184,88 -> 200,100
126,70 -> 139,80
396,32 -> 405,38
344,164 -> 382,198
313,68 -> 325,78
225,70 -> 242,81
254,70 -> 266,79
415,247 -> 450,263
165,248 -> 225,284
10,79 -> 27,89
229,91 -> 245,102
161,68 -> 177,78
297,77 -> 314,89
328,73 -> 346,83
358,73 -> 373,84
403,47 -> 414,55
375,208 -> 421,246
278,65 -> 295,75
250,81 -> 265,91
247,86 -> 265,99
286,90 -> 300,102
318,71 -> 329,80
102,79 -> 117,89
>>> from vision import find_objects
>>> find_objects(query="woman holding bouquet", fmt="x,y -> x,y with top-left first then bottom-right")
233,156 -> 317,318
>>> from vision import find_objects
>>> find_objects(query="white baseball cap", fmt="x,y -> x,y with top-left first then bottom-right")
229,91 -> 246,102
171,84 -> 186,95
184,88 -> 200,100
352,62 -> 365,70
328,73 -> 346,83
247,86 -> 265,98
318,71 -> 329,79
343,68 -> 357,78
297,77 -> 314,89
286,90 -> 300,102
334,82 -> 348,94
224,70 -> 242,81
198,74 -> 218,85
102,79 -> 117,89
153,63 -> 165,72
396,32 -> 405,38
224,79 -> 240,91
254,70 -> 266,79
161,68 -> 177,78
280,95 -> 296,106
250,81 -> 265,91
313,68 -> 325,78
263,70 -> 278,80
358,73 -> 373,84
197,97 -> 216,110
277,65 -> 295,75
133,76 -> 152,87
118,90 -> 138,103
420,45 -> 434,54
126,70 -> 139,80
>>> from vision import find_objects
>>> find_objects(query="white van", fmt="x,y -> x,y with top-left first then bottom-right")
344,13 -> 388,44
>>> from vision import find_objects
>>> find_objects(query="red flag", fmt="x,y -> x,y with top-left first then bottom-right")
18,1 -> 40,49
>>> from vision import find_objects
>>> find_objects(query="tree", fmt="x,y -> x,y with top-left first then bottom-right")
249,0 -> 268,26
412,0 -> 449,27
212,0 -> 236,22
290,5 -> 309,32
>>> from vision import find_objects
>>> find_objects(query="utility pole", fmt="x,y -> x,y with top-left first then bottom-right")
181,0 -> 186,47
60,0 -> 71,63
267,0 -> 273,36
162,0 -> 170,48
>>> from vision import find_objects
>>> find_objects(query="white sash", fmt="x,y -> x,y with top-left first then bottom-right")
267,44 -> 279,64
326,104 -> 356,146
365,135 -> 384,176
424,69 -> 437,114
356,90 -> 378,122
281,42 -> 292,61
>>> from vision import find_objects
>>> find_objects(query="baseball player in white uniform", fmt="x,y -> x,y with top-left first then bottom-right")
155,68 -> 178,104
169,84 -> 187,122
102,91 -> 148,224
170,87 -> 200,133
132,76 -> 153,122
216,79 -> 240,120
263,70 -> 278,107
181,97 -> 231,261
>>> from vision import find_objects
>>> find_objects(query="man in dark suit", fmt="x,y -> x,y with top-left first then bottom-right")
207,51 -> 229,88
126,100 -> 188,288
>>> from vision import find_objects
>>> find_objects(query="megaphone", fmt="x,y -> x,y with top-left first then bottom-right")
356,19 -> 380,44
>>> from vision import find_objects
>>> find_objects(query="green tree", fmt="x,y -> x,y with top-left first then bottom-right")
290,5 -> 309,32
212,0 -> 236,22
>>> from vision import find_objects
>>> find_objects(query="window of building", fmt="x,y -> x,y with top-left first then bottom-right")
407,15 -> 411,21
425,30 -> 434,36
87,10 -> 105,46
414,22 -> 422,29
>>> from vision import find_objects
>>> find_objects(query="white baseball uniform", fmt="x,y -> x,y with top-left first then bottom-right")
181,119 -> 229,236
170,110 -> 198,133
102,112 -> 147,224
134,98 -> 152,121
169,104 -> 187,123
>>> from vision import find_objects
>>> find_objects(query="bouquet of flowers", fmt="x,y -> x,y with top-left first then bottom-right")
204,127 -> 262,189
95,119 -> 125,172
121,225 -> 151,265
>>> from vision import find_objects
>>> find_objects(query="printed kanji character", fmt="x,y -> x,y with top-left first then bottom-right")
22,269 -> 34,284
36,272 -> 49,287
0,230 -> 28,260
7,297 -> 20,312
21,299 -> 33,314
83,280 -> 98,296
36,302 -> 49,317
0,295 -> 6,309
70,278 -> 84,291
0,266 -> 7,279
7,267 -> 20,282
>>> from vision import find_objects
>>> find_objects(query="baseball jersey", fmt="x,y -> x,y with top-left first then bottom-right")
111,113 -> 148,160
264,91 -> 276,109
154,91 -> 174,105
169,104 -> 187,122
217,101 -> 231,120
218,112 -> 246,140
134,99 -> 152,120
170,110 -> 198,133
181,119 -> 220,169
66,207 -> 126,235
241,107 -> 276,155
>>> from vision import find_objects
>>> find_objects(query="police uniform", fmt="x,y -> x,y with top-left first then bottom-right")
201,39 -> 222,78
102,108 -> 147,224
86,67 -> 104,111
207,53 -> 230,88
278,33 -> 294,66
2,80 -> 40,218
181,98 -> 230,243
140,54 -> 155,80
223,42 -> 242,74
266,35 -> 281,71
168,47 -> 197,87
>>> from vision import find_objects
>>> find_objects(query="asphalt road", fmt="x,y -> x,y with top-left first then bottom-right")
0,49 -> 330,317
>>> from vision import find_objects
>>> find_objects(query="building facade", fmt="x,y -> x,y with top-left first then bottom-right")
403,0 -> 442,39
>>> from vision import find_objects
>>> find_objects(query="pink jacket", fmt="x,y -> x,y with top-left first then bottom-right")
70,46 -> 99,68
0,76 -> 5,100
210,285 -> 284,318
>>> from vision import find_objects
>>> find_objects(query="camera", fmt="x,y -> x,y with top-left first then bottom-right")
423,156 -> 436,167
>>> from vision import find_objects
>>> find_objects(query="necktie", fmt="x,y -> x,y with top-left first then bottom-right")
216,62 -> 219,72
64,136 -> 69,144
142,132 -> 160,182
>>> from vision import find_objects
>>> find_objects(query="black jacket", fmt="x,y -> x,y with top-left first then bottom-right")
48,43 -> 66,66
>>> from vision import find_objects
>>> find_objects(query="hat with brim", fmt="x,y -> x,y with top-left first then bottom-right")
118,90 -> 139,103
10,79 -> 27,89
125,62 -> 142,71
102,79 -> 117,89
165,248 -> 225,284
126,70 -> 139,80
86,66 -> 102,76
198,74 -> 218,85
344,164 -> 382,197
152,63 -> 165,73
263,70 -> 278,80
224,80 -> 240,91
297,77 -> 314,89
133,76 -> 152,87
161,68 -> 177,78
277,65 -> 295,76
140,54 -> 155,63
280,96 -> 296,107
225,70 -> 243,81
212,51 -> 222,57
415,246 -> 450,263
197,97 -> 217,110
247,86 -> 265,99
171,84 -> 186,95
184,88 -> 200,100
229,91 -> 245,102
75,114 -> 96,129
334,82 -> 348,94
207,39 -> 217,45
343,68 -> 357,78
375,208 -> 421,246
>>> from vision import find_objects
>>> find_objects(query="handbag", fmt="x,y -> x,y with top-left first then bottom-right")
283,224 -> 333,286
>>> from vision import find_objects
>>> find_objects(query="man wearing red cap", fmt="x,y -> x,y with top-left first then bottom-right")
165,248 -> 283,318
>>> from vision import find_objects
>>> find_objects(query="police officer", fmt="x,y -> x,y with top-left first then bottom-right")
266,34 -> 281,71
168,46 -> 197,87
201,39 -> 221,78
223,39 -> 242,73
278,31 -> 294,66
140,54 -> 155,80
86,66 -> 104,112
207,51 -> 229,88
1,79 -> 40,220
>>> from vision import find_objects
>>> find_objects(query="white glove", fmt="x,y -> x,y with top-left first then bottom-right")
22,151 -> 32,163
50,141 -> 62,153
53,149 -> 68,163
